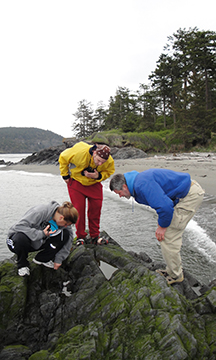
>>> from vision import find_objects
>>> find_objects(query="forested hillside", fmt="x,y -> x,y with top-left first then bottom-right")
72,28 -> 216,149
0,127 -> 63,153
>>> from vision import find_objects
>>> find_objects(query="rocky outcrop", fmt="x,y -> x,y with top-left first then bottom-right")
0,160 -> 13,166
19,144 -> 67,165
12,141 -> 147,166
87,132 -> 167,153
1,232 -> 216,360
111,146 -> 147,159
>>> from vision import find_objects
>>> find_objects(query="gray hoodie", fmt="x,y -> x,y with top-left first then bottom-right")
8,201 -> 74,264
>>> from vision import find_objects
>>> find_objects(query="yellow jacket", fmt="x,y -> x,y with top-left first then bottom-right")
59,141 -> 115,186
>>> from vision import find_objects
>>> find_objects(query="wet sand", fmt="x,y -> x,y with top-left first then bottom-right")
2,152 -> 216,196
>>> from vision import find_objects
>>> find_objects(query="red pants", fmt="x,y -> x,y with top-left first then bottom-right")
67,179 -> 103,239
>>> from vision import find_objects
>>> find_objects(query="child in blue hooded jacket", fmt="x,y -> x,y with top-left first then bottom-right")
110,169 -> 205,285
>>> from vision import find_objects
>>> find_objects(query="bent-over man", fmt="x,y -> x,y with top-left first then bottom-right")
109,169 -> 205,284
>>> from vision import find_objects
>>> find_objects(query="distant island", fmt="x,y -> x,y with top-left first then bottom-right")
0,127 -> 63,153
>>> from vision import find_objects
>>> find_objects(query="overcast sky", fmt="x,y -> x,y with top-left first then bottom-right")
0,0 -> 215,137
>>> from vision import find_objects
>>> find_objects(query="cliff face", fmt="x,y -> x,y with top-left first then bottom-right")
0,233 -> 216,360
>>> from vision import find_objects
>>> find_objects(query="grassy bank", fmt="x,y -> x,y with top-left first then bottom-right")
87,130 -> 216,154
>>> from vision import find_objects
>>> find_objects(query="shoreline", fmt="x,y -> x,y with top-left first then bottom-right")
1,152 -> 216,196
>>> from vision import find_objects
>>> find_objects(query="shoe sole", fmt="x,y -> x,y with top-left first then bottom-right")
92,237 -> 108,245
33,259 -> 54,268
18,272 -> 30,276
155,269 -> 169,277
166,275 -> 184,285
156,269 -> 184,284
76,241 -> 84,246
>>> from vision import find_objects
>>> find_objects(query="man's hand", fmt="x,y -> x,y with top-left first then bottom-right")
64,178 -> 70,184
155,225 -> 167,242
84,169 -> 99,179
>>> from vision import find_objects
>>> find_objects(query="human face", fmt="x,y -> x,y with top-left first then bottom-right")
93,152 -> 107,166
56,216 -> 72,228
114,184 -> 131,199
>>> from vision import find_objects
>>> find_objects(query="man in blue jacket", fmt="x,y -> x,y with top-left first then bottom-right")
109,169 -> 205,285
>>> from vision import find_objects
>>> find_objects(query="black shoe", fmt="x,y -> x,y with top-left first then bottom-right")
155,269 -> 169,277
76,238 -> 85,246
90,236 -> 108,245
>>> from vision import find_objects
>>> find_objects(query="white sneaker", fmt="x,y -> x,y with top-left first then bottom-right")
18,267 -> 30,276
33,258 -> 54,268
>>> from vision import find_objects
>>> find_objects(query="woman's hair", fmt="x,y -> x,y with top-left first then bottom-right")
57,201 -> 78,224
109,174 -> 126,191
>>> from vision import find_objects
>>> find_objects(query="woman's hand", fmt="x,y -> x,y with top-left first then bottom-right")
43,225 -> 56,237
54,262 -> 61,270
84,169 -> 99,179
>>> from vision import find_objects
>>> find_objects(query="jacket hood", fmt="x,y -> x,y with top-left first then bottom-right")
47,200 -> 60,218
124,171 -> 139,196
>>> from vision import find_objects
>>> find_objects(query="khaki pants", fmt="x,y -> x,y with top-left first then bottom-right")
160,180 -> 205,279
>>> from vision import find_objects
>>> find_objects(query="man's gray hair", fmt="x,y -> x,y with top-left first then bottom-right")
109,174 -> 126,191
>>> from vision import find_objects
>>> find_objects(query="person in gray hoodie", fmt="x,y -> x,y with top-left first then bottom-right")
7,201 -> 78,276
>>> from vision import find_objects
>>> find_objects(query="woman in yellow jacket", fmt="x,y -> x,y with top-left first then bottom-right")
59,142 -> 115,245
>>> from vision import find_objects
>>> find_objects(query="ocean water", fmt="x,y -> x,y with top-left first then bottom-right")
1,154 -> 216,285
0,153 -> 31,165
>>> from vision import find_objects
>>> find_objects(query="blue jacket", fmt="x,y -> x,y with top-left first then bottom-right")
124,169 -> 191,228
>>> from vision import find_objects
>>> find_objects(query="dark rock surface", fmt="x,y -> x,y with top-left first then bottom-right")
1,232 -> 216,360
0,159 -> 13,166
111,146 -> 147,159
19,144 -> 66,165
6,139 -> 147,167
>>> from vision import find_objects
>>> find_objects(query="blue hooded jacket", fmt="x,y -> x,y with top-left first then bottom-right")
124,169 -> 191,228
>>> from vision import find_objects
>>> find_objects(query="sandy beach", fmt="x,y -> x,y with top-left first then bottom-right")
2,152 -> 216,196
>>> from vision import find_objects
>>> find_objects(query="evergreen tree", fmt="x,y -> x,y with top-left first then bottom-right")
72,100 -> 94,138
103,96 -> 120,130
165,28 -> 216,139
72,27 -> 216,147
149,54 -> 176,128
104,87 -> 140,132
94,101 -> 107,131
136,84 -> 159,131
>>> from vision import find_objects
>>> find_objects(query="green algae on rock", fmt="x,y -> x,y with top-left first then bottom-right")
0,233 -> 216,359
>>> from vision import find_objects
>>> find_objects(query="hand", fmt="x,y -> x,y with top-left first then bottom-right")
43,225 -> 57,237
84,169 -> 99,179
155,225 -> 167,242
64,178 -> 70,184
54,262 -> 61,270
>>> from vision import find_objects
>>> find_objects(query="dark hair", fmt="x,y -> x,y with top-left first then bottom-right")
57,201 -> 78,224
